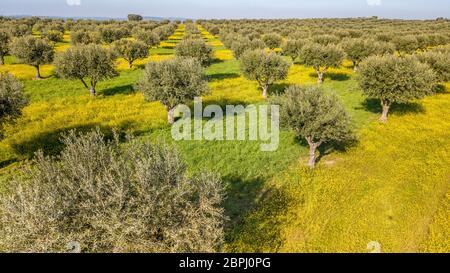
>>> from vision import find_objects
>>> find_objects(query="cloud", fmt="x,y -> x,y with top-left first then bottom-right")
66,0 -> 81,6
366,0 -> 382,6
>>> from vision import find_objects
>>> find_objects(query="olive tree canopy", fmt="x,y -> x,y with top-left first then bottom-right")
274,85 -> 353,168
136,58 -> 209,124
299,43 -> 344,85
54,44 -> 118,96
10,36 -> 54,79
240,49 -> 291,98
358,55 -> 436,122
0,129 -> 225,252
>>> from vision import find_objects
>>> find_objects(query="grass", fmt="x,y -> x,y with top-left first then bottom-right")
0,24 -> 448,253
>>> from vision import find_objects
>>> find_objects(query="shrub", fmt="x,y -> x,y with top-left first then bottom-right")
274,85 -> 353,168
42,30 -> 64,43
99,26 -> 129,44
415,51 -> 450,82
0,129 -> 226,252
9,36 -> 54,79
70,30 -> 100,45
240,49 -> 291,98
263,33 -> 282,50
128,14 -> 143,21
0,30 -> 10,65
392,35 -> 419,55
358,55 -> 436,122
113,39 -> 148,68
299,43 -> 344,85
0,73 -> 27,138
136,58 -> 209,124
175,39 -> 213,66
341,38 -> 395,70
54,44 -> 118,96
313,34 -> 340,46
282,39 -> 305,62
135,30 -> 160,47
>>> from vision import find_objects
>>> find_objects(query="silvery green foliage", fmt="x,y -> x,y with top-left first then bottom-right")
415,51 -> 450,82
9,36 -> 54,78
281,39 -> 307,62
340,38 -> 395,68
0,129 -> 226,253
240,49 -> 291,98
70,30 -> 100,45
175,39 -> 214,66
0,73 -> 27,137
298,42 -> 344,84
134,30 -> 160,47
275,85 -> 353,145
0,30 -> 10,65
358,55 -> 436,104
54,44 -> 118,96
358,55 -> 436,121
263,33 -> 282,49
231,37 -> 266,59
137,57 -> 209,111
392,35 -> 419,54
299,42 -> 344,71
112,38 -> 148,68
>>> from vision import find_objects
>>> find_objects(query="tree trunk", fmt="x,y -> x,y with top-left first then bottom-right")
128,61 -> 133,69
353,62 -> 359,72
306,137 -> 322,169
262,85 -> 268,99
35,65 -> 41,79
308,144 -> 317,168
0,56 -> 4,65
379,100 -> 391,123
167,107 -> 175,124
317,72 -> 324,85
89,86 -> 96,97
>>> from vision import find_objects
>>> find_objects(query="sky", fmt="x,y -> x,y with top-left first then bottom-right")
0,0 -> 449,19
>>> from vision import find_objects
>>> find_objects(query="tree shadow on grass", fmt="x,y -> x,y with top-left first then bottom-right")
207,72 -> 240,82
294,135 -> 357,165
268,83 -> 290,96
10,124 -> 119,159
361,98 -> 426,116
100,84 -> 135,96
223,175 -> 292,252
0,158 -> 18,169
308,72 -> 351,81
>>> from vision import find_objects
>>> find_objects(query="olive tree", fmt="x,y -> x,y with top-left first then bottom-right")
54,44 -> 117,96
70,30 -> 100,45
42,30 -> 64,43
231,37 -> 265,59
263,33 -> 282,50
240,49 -> 291,98
135,30 -> 160,47
358,55 -> 436,122
275,85 -> 353,168
128,14 -> 143,21
415,51 -> 450,83
341,38 -> 395,71
0,129 -> 226,252
282,39 -> 305,62
392,35 -> 418,55
0,30 -> 10,65
299,43 -> 345,85
175,39 -> 213,66
136,58 -> 209,124
0,73 -> 27,138
10,36 -> 54,79
113,39 -> 148,68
